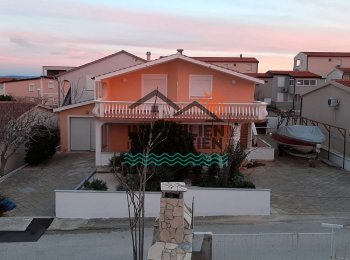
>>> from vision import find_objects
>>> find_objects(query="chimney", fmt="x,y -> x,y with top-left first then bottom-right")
146,51 -> 151,61
177,49 -> 184,55
240,53 -> 243,58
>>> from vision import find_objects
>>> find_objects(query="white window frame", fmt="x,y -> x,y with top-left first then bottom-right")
289,78 -> 294,86
189,75 -> 213,99
29,83 -> 34,92
48,81 -> 54,89
141,74 -> 168,97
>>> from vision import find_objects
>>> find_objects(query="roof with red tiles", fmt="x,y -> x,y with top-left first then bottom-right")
302,52 -> 350,57
335,80 -> 350,88
0,78 -> 17,83
267,70 -> 322,78
192,57 -> 259,63
245,73 -> 272,78
57,50 -> 146,77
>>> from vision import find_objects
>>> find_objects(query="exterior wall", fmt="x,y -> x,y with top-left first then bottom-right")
55,187 -> 271,218
302,84 -> 350,155
307,57 -> 350,78
58,104 -> 94,152
103,60 -> 255,103
254,78 -> 273,103
208,62 -> 258,73
58,52 -> 145,104
327,69 -> 343,81
293,52 -> 308,71
3,78 -> 58,106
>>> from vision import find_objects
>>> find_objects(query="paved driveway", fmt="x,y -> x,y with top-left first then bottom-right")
245,155 -> 350,214
0,152 -> 95,217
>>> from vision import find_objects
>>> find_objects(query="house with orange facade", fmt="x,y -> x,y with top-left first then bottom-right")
55,51 -> 268,166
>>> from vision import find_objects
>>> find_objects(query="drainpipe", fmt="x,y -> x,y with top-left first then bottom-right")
292,77 -> 296,110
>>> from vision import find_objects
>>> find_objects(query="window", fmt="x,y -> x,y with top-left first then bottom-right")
295,59 -> 301,67
29,83 -> 34,92
310,80 -> 317,86
295,79 -> 317,86
296,79 -> 303,86
189,75 -> 213,98
48,81 -> 54,89
289,79 -> 294,86
304,80 -> 310,86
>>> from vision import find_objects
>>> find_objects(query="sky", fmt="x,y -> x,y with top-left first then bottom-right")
1,0 -> 350,76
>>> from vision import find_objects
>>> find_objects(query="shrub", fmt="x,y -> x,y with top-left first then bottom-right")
25,126 -> 59,166
83,179 -> 108,191
0,95 -> 14,101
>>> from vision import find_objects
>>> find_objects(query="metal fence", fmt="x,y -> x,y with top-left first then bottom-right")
212,231 -> 350,260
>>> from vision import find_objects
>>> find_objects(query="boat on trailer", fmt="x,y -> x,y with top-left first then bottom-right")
272,125 -> 326,154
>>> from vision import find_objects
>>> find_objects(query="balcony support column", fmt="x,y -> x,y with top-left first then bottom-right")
95,119 -> 104,166
232,123 -> 241,149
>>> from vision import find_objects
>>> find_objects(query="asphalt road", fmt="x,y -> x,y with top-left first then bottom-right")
1,215 -> 350,260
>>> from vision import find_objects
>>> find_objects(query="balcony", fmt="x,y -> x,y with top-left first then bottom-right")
92,101 -> 268,121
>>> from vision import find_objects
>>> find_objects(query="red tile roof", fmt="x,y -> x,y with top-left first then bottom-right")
192,57 -> 259,63
267,70 -> 322,78
335,80 -> 350,88
245,73 -> 272,78
0,78 -> 17,83
337,67 -> 350,73
303,52 -> 350,57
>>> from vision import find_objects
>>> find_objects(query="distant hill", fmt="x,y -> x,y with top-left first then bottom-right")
0,75 -> 38,79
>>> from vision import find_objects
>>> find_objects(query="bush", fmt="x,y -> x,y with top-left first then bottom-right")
83,179 -> 108,191
0,95 -> 14,101
24,126 -> 59,166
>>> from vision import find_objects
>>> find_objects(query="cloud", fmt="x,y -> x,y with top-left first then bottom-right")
9,35 -> 37,48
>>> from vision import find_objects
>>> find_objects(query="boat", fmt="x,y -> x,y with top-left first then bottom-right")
272,125 -> 326,153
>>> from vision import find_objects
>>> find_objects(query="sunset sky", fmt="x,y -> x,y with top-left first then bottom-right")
1,0 -> 350,76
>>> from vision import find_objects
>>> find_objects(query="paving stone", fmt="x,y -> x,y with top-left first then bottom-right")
0,152 -> 95,217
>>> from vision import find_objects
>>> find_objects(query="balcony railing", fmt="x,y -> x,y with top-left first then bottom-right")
92,101 -> 268,121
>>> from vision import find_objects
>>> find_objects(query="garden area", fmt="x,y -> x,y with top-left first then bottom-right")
83,120 -> 256,192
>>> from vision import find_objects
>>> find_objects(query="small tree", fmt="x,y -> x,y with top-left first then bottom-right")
0,95 -> 14,101
0,103 -> 54,176
24,126 -> 59,165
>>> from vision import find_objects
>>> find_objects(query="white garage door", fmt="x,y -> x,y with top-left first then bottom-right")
70,117 -> 95,151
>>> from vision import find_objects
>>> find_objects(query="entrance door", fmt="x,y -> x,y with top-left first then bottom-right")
142,74 -> 167,102
70,117 -> 95,151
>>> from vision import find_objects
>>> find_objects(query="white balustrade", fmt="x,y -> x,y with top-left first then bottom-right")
93,101 -> 267,121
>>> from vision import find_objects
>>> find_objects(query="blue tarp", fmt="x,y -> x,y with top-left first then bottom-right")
0,198 -> 16,212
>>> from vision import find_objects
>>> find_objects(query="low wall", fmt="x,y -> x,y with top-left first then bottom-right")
55,188 -> 270,219
320,148 -> 350,171
247,138 -> 275,161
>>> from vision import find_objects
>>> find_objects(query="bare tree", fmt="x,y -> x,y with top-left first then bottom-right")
111,94 -> 170,260
0,103 -> 54,176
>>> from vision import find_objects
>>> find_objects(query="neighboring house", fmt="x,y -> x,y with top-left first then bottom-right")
54,51 -> 268,166
1,77 -> 59,106
42,66 -> 75,77
246,73 -> 274,105
327,67 -> 350,81
294,52 -> 350,78
0,102 -> 58,175
261,70 -> 323,110
0,78 -> 17,95
301,80 -> 350,169
57,50 -> 146,106
193,55 -> 259,73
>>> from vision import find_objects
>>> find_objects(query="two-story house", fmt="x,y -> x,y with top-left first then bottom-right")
57,50 -> 146,106
1,76 -> 59,106
55,52 -> 268,166
193,55 -> 259,73
294,52 -> 350,78
262,70 -> 323,110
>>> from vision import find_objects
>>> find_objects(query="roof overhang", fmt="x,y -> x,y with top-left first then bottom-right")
53,100 -> 95,112
94,53 -> 264,84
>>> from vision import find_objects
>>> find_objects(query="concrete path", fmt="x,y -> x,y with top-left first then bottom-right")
0,152 -> 95,217
245,155 -> 350,214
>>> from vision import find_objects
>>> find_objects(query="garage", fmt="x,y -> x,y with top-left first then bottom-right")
70,117 -> 95,151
